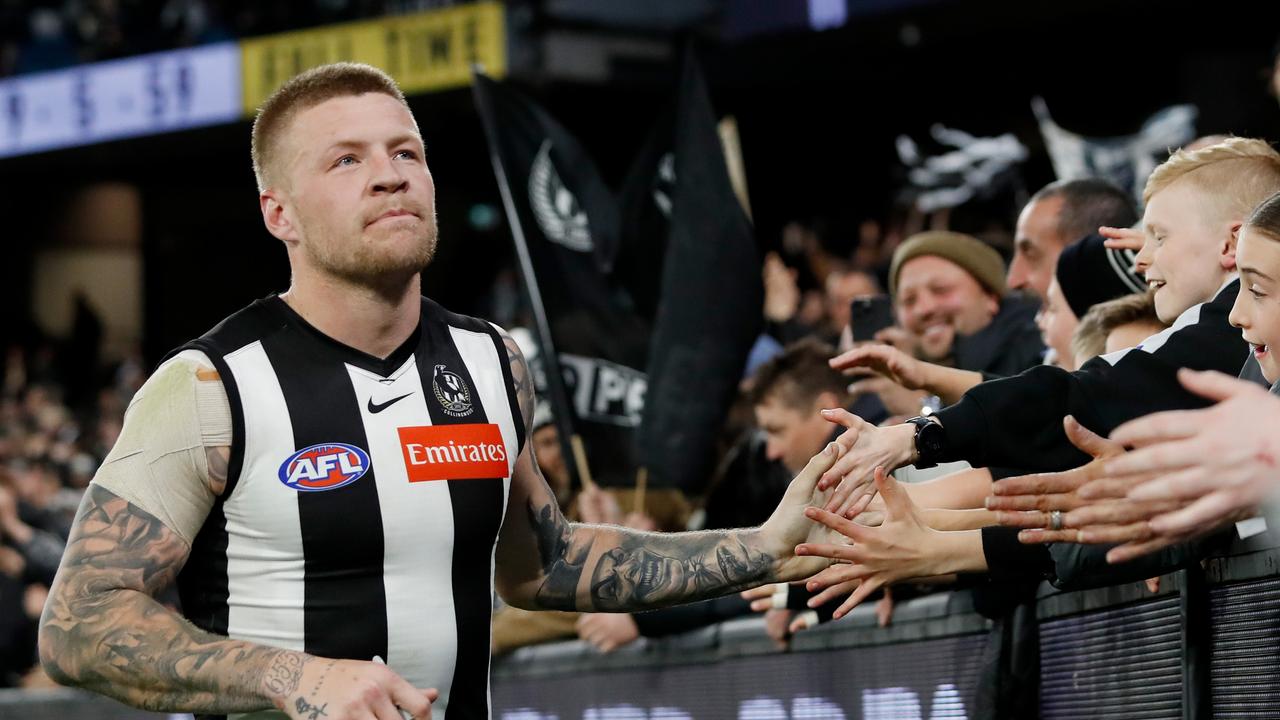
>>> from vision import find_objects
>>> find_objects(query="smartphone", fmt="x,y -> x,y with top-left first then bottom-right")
849,295 -> 895,342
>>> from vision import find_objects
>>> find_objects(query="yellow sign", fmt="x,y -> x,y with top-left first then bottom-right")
240,2 -> 505,113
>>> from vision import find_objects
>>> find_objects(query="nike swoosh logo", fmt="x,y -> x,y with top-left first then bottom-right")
368,393 -> 412,414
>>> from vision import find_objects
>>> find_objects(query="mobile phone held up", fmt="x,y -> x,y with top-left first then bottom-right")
849,295 -> 895,342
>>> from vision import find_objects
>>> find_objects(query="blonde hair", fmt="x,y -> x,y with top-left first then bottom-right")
1071,291 -> 1165,362
1142,137 -> 1280,225
251,62 -> 411,192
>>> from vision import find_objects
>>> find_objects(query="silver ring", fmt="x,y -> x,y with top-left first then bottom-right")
1049,510 -> 1064,531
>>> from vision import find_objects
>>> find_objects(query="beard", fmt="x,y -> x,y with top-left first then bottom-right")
301,210 -> 438,288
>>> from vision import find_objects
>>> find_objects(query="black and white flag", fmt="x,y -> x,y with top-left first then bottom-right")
1033,96 -> 1198,202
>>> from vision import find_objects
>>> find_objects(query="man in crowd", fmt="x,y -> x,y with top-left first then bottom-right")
1007,178 -> 1139,302
889,230 -> 1043,379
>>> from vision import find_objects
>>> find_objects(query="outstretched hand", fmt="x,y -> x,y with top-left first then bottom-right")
987,415 -> 1183,556
795,468 -> 962,620
986,416 -> 1126,540
1108,370 -> 1277,536
817,409 -> 917,517
830,343 -> 928,390
762,441 -> 863,583
1098,225 -> 1145,252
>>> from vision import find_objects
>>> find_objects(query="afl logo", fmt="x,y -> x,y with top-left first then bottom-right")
278,443 -> 370,492
433,364 -> 473,417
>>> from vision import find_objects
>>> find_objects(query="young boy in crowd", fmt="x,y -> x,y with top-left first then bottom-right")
1011,189 -> 1280,562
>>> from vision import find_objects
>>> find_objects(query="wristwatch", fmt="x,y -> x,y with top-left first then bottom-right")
904,415 -> 944,469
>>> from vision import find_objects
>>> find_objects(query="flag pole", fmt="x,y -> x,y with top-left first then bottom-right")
471,66 -> 593,490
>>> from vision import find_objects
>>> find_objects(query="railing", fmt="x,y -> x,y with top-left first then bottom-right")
5,534 -> 1277,719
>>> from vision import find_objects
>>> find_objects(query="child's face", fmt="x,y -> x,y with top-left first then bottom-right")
1229,228 -> 1280,383
1136,181 -> 1237,323
1035,279 -> 1078,371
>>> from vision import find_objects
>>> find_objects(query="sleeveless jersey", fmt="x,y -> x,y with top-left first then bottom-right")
168,295 -> 525,720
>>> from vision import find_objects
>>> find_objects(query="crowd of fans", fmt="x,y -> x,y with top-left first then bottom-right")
493,136 -> 1280,672
0,0 -> 445,77
0,336 -> 146,687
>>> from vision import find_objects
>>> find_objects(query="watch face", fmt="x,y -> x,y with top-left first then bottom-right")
919,421 -> 944,455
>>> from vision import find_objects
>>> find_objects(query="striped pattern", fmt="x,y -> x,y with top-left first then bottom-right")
175,296 -> 521,720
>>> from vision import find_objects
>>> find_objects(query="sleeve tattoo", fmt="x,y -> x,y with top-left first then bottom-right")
527,495 -> 775,612
39,485 -> 307,713
500,331 -> 535,432
497,330 -> 776,613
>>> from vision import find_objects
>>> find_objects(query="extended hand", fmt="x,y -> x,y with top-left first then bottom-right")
761,442 -> 859,582
575,613 -> 640,653
1098,225 -> 1145,252
796,468 -> 957,619
830,343 -> 927,390
818,410 -> 917,516
987,416 -> 1127,541
279,657 -> 437,720
1108,370 -> 1279,539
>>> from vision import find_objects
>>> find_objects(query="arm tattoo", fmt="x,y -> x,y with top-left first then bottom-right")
39,485 -> 305,713
525,495 -> 774,612
528,502 -> 591,610
206,446 -> 230,496
501,331 -> 535,432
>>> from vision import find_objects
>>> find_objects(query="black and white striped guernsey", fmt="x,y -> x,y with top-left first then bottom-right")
168,295 -> 526,720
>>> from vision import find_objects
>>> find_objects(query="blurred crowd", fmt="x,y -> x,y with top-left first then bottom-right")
0,333 -> 144,686
0,0 -> 450,77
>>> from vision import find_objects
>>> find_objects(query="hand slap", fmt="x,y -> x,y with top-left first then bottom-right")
817,409 -> 912,516
796,467 -> 940,619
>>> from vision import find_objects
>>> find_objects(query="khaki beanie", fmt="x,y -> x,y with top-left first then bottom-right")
889,231 -> 1007,298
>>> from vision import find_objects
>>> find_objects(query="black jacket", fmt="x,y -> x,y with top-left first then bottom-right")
935,280 -> 1248,472
952,297 -> 1045,378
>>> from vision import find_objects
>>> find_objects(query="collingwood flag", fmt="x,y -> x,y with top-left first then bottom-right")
1033,97 -> 1198,202
627,51 -> 763,494
895,125 -> 1029,213
472,72 -> 649,488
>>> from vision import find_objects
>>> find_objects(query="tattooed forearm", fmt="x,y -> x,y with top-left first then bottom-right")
525,496 -> 774,612
501,331 -> 535,431
528,502 -> 592,609
38,485 -> 306,713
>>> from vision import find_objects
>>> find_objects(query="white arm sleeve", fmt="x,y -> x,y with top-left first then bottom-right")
91,349 -> 232,545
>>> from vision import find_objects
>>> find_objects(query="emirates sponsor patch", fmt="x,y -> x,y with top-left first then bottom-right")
399,424 -> 509,482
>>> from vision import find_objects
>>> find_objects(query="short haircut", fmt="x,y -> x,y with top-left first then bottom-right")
748,338 -> 847,411
1245,190 -> 1280,242
1071,291 -> 1165,362
251,62 -> 412,192
1030,178 -> 1138,244
1143,137 -> 1280,225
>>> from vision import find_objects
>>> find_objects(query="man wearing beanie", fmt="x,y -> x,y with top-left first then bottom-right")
890,231 -> 1044,378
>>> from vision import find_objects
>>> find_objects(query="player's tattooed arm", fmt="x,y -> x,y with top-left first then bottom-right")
207,445 -> 230,496
525,493 -> 776,612
498,328 -> 535,431
38,485 -> 311,713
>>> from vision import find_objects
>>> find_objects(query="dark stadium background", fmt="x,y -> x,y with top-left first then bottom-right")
3,0 -> 1279,366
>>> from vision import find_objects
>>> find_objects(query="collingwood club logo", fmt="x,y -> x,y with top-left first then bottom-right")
432,364 -> 473,417
529,140 -> 593,253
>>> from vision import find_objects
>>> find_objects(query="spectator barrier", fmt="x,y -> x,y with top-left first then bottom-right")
4,535 -> 1276,719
